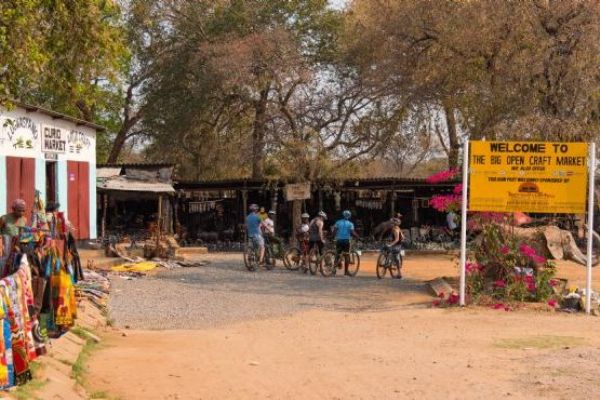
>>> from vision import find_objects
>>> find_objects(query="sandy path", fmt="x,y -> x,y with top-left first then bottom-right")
86,254 -> 600,400
88,308 -> 600,400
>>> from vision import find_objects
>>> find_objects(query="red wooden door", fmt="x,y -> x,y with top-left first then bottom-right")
6,157 -> 36,219
67,161 -> 90,239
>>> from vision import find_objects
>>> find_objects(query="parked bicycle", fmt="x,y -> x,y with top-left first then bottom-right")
376,245 -> 404,279
284,241 -> 310,272
320,241 -> 362,277
243,237 -> 274,272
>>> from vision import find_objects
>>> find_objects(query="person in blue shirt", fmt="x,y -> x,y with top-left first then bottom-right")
331,210 -> 360,275
245,204 -> 264,264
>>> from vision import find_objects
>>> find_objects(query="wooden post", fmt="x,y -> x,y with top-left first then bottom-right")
242,190 -> 248,221
390,190 -> 396,218
318,186 -> 323,211
101,193 -> 108,239
157,194 -> 163,247
292,200 -> 301,246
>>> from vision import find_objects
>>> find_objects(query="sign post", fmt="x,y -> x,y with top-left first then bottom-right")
459,140 -> 469,306
462,140 -> 593,310
586,143 -> 596,314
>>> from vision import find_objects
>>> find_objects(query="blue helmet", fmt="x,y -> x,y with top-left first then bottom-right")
342,210 -> 351,219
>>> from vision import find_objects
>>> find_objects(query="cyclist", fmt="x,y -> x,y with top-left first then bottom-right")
308,211 -> 327,255
297,213 -> 310,243
261,210 -> 283,256
245,204 -> 264,264
385,217 -> 405,278
331,210 -> 360,276
295,213 -> 311,272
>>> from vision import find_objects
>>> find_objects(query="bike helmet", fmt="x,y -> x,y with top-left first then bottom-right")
318,211 -> 327,220
301,213 -> 310,219
268,210 -> 276,215
249,204 -> 259,212
391,218 -> 401,226
342,210 -> 351,219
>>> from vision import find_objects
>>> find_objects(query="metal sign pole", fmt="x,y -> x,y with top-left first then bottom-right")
459,140 -> 470,306
586,142 -> 596,314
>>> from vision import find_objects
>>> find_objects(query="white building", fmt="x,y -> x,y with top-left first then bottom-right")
0,102 -> 100,239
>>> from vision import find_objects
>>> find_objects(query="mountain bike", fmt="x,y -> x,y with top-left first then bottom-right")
320,241 -> 361,277
376,245 -> 404,279
243,237 -> 273,271
284,240 -> 309,272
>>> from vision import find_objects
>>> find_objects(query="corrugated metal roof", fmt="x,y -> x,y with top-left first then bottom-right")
12,101 -> 106,131
97,176 -> 175,193
96,167 -> 122,178
97,163 -> 175,168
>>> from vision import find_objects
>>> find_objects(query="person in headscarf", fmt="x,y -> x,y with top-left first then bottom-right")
0,199 -> 28,237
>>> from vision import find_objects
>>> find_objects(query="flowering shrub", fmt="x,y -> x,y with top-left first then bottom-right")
426,168 -> 458,184
426,168 -> 559,306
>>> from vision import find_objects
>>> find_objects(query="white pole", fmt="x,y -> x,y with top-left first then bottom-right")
585,142 -> 596,314
459,140 -> 470,306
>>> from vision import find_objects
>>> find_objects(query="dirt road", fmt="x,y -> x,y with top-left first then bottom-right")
86,254 -> 600,400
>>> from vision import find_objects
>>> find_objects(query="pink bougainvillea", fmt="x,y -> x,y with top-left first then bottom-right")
426,168 -> 459,184
429,194 -> 461,212
547,299 -> 558,308
493,280 -> 506,289
519,244 -> 537,258
453,183 -> 463,195
500,246 -> 510,255
447,292 -> 460,305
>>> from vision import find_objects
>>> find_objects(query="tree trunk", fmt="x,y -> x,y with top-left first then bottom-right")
106,82 -> 141,164
251,88 -> 269,179
106,125 -> 129,163
443,101 -> 460,169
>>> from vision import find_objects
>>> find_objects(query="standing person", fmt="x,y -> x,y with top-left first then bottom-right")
0,199 -> 28,237
297,213 -> 310,243
245,204 -> 264,264
261,210 -> 283,255
258,207 -> 268,222
308,211 -> 327,255
331,210 -> 360,276
386,217 -> 405,279
446,210 -> 458,239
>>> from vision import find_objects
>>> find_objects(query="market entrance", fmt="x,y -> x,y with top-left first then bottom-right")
67,161 -> 90,239
6,156 -> 35,217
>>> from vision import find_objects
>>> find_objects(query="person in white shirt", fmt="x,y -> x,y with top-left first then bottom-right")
261,210 -> 283,254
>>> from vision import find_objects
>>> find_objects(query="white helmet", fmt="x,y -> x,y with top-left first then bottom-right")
318,211 -> 327,220
301,213 -> 310,219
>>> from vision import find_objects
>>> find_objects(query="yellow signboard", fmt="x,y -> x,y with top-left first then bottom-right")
469,141 -> 589,213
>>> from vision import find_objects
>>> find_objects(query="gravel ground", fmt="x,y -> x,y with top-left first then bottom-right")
108,253 -> 431,330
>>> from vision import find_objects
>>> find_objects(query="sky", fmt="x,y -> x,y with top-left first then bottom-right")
329,0 -> 349,10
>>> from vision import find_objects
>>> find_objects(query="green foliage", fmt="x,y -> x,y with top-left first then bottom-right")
0,1 -> 127,136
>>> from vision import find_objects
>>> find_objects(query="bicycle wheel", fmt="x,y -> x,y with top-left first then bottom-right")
376,253 -> 387,279
320,251 -> 337,277
264,247 -> 275,270
308,248 -> 320,275
244,244 -> 258,272
284,247 -> 302,271
391,254 -> 403,279
345,251 -> 361,277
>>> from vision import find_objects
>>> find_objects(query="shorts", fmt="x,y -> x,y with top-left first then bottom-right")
309,240 -> 324,255
336,240 -> 350,255
249,234 -> 265,247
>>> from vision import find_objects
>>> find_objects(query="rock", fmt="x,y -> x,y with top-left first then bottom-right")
249,361 -> 260,366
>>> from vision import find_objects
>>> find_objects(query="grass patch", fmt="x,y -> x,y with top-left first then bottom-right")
70,327 -> 120,399
13,361 -> 47,400
495,335 -> 586,350
71,335 -> 99,387
90,390 -> 122,399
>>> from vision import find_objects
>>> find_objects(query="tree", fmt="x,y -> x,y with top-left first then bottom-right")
346,0 -> 600,167
0,1 -> 127,161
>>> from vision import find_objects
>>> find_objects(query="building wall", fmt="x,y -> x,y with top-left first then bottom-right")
0,106 -> 98,239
